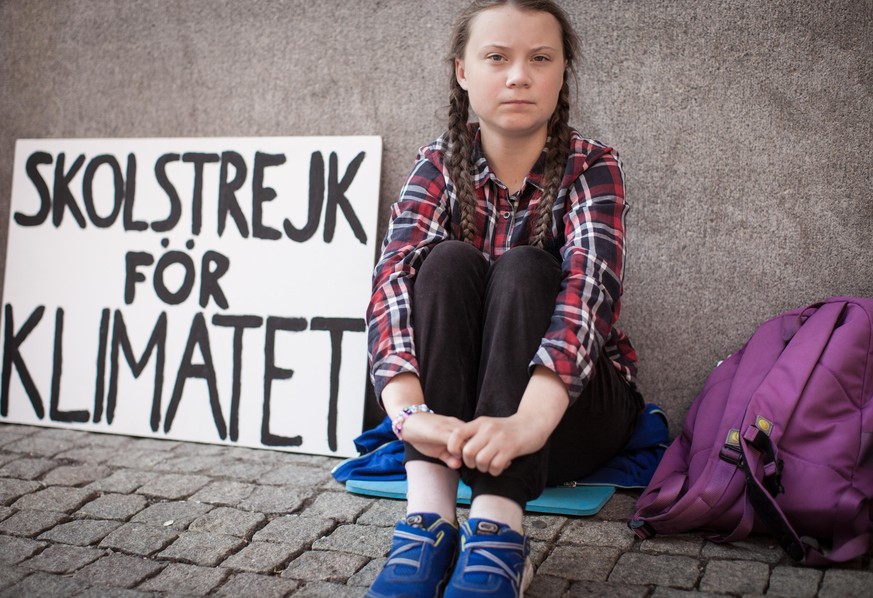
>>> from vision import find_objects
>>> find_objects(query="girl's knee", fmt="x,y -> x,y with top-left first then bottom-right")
428,239 -> 481,265
490,245 -> 561,286
418,240 -> 486,285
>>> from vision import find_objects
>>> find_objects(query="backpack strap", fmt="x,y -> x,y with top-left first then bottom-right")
737,300 -> 848,562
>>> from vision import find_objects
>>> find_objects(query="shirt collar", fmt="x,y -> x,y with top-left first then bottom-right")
469,124 -> 547,193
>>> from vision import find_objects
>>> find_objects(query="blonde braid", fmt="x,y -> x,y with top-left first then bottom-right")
447,78 -> 479,244
531,78 -> 572,249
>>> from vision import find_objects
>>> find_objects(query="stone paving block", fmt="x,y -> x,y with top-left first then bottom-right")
529,539 -> 549,568
204,460 -> 276,482
105,449 -> 171,469
0,454 -> 19,467
20,543 -> 106,573
523,514 -> 566,542
311,524 -> 392,558
151,454 -> 227,474
537,545 -> 621,582
86,469 -> 157,493
252,515 -> 335,550
136,472 -> 211,500
594,491 -> 638,522
767,565 -> 822,598
189,505 -> 266,538
0,570 -> 89,598
560,520 -> 636,549
213,571 -> 300,597
238,485 -> 309,513
347,557 -> 385,587
288,454 -> 335,468
157,531 -> 245,566
2,434 -> 76,457
128,437 -> 182,452
99,522 -> 179,556
640,534 -> 705,557
608,552 -> 700,589
301,491 -> 373,523
75,432 -> 133,448
42,463 -> 113,486
700,538 -> 784,563
699,559 -> 769,594
170,442 -> 228,457
819,568 -> 873,598
38,518 -> 121,545
0,477 -> 41,504
138,562 -> 230,596
131,499 -> 213,530
0,456 -> 59,479
75,586 -> 155,597
281,550 -> 369,582
33,427 -> 93,443
0,565 -> 30,593
650,588 -> 729,597
356,499 -> 406,527
0,508 -> 67,536
525,573 -> 570,598
11,484 -> 95,512
290,581 -> 368,598
77,492 -> 149,521
188,480 -> 257,506
219,540 -> 298,572
564,580 -> 650,597
75,553 -> 166,588
0,506 -> 12,522
0,425 -> 37,445
0,535 -> 47,565
260,464 -> 332,487
56,446 -> 120,464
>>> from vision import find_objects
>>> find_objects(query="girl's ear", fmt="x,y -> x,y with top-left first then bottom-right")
455,58 -> 469,91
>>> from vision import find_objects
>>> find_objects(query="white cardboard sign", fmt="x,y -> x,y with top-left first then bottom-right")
1,137 -> 382,457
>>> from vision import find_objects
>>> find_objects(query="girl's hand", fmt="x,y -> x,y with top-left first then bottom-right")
448,366 -> 570,477
447,414 -> 548,476
401,412 -> 465,469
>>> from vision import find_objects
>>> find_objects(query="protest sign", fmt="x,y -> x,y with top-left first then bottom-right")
1,136 -> 381,457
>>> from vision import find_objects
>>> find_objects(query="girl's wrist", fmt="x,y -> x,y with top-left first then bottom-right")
391,404 -> 434,439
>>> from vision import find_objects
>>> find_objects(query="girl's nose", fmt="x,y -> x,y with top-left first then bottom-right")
505,63 -> 531,88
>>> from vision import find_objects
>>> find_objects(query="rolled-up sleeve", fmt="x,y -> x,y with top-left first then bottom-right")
531,148 -> 628,403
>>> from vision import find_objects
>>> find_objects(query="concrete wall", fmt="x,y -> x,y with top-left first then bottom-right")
2,0 -> 871,433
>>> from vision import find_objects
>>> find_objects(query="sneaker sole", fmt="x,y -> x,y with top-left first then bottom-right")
520,556 -> 534,597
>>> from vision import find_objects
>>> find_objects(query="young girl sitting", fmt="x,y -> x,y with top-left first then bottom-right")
365,1 -> 644,596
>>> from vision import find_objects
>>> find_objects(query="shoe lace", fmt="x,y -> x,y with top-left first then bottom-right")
460,538 -> 524,592
385,527 -> 441,570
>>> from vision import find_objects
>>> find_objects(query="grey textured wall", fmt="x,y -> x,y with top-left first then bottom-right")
2,0 -> 871,433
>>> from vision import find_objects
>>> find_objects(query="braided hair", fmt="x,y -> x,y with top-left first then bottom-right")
446,0 -> 580,248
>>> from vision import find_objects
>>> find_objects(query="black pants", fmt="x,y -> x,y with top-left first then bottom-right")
406,240 -> 642,507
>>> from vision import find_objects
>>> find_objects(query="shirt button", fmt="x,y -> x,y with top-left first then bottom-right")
502,211 -> 511,219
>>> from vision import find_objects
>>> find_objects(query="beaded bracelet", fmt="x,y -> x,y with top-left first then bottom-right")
391,404 -> 434,440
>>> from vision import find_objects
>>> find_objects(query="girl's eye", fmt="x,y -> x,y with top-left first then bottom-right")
486,54 -> 505,62
532,55 -> 551,62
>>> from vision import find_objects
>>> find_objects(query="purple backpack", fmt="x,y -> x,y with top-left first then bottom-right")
630,297 -> 873,565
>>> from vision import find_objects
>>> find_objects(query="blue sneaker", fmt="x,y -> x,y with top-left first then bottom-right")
366,512 -> 458,598
443,518 -> 531,597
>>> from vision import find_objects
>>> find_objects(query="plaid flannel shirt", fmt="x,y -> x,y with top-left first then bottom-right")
367,125 -> 639,404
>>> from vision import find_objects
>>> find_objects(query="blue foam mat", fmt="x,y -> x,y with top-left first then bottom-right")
345,479 -> 614,516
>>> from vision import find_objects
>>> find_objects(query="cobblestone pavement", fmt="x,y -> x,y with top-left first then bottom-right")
1,423 -> 871,597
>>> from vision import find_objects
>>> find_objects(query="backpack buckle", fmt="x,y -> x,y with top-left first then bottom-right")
628,519 -> 656,540
719,429 -> 744,466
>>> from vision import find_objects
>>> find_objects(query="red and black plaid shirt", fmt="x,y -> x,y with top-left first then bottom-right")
367,125 -> 639,404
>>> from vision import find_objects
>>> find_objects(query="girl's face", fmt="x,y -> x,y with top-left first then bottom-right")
455,5 -> 566,144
